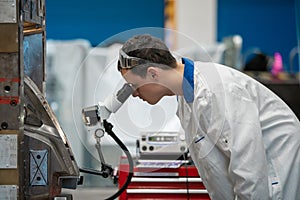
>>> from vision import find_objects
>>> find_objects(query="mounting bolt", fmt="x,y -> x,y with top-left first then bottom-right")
1,122 -> 8,129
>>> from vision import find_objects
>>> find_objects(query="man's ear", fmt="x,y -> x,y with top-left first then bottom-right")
147,67 -> 159,80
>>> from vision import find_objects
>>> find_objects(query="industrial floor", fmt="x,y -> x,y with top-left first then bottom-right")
62,187 -> 119,200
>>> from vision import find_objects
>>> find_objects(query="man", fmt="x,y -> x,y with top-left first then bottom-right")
118,34 -> 300,199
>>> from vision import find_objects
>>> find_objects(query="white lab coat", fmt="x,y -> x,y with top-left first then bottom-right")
177,61 -> 300,200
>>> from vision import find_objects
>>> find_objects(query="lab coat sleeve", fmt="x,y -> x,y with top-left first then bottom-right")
227,85 -> 269,200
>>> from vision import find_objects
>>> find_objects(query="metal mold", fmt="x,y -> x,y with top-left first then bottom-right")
24,76 -> 80,194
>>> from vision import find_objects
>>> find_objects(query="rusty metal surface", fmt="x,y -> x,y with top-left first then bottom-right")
0,53 -> 21,130
0,24 -> 18,53
0,53 -> 19,78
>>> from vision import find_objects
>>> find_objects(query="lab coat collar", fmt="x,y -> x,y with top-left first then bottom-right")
182,57 -> 194,103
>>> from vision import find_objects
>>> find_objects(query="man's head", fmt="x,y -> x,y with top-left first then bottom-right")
118,34 -> 177,77
118,34 -> 181,105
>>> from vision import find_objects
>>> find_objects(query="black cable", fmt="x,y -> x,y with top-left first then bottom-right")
79,168 -> 106,176
78,120 -> 134,200
103,120 -> 134,200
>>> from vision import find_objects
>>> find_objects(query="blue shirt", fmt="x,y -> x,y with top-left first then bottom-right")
182,57 -> 194,103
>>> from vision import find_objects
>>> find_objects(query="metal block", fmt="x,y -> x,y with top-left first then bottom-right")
0,53 -> 21,130
0,105 -> 20,130
0,134 -> 17,169
0,0 -> 16,23
29,149 -> 48,186
0,80 -> 19,99
0,185 -> 17,200
0,53 -> 19,79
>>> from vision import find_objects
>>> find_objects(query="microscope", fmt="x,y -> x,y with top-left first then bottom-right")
81,83 -> 134,200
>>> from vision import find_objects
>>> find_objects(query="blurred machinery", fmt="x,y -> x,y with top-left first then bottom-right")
0,0 -> 80,199
222,35 -> 243,69
243,47 -> 300,120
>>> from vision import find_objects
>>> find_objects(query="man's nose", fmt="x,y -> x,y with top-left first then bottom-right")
132,89 -> 139,97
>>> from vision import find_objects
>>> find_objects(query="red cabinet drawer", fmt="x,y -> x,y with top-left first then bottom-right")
118,157 -> 210,200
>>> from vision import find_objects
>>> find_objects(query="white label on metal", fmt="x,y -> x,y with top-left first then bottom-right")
0,135 -> 17,168
0,185 -> 17,200
54,198 -> 67,200
0,0 -> 17,23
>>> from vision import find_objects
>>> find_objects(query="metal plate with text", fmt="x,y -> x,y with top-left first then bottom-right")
0,135 -> 17,168
0,185 -> 17,200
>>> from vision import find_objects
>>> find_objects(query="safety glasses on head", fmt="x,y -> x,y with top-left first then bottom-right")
118,49 -> 149,71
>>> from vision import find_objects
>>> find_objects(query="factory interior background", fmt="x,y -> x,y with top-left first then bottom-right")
46,0 -> 299,196
5,0 -> 298,199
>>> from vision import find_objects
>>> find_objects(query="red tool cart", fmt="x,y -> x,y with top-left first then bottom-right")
118,157 -> 210,200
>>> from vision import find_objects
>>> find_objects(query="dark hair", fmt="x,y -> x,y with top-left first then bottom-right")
121,34 -> 177,77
